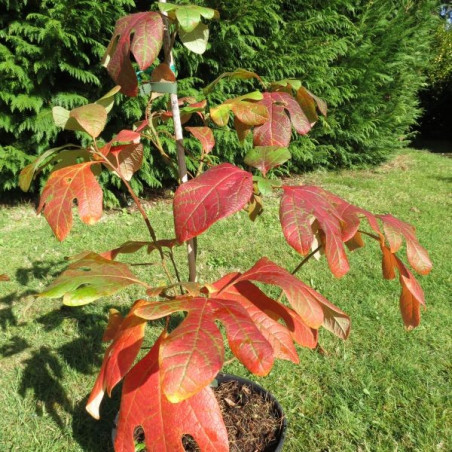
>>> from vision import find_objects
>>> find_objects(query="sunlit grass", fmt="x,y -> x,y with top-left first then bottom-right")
0,149 -> 450,451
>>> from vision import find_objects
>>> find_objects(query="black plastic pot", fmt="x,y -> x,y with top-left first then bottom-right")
215,373 -> 287,452
112,373 -> 287,451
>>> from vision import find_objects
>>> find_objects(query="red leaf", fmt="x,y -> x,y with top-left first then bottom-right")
186,126 -> 215,154
212,274 -> 300,360
38,162 -> 102,241
102,12 -> 164,97
253,92 -> 311,147
86,300 -> 148,420
173,163 -> 253,242
228,257 -> 325,329
280,186 -> 350,278
114,335 -> 229,452
136,296 -> 273,402
253,94 -> 291,147
378,214 -> 432,275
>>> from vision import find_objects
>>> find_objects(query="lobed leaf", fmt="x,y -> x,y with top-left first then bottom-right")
37,162 -> 103,241
179,23 -> 210,54
114,335 -> 228,452
40,252 -> 148,306
136,295 -> 273,402
102,12 -> 164,97
228,257 -> 325,329
173,163 -> 253,242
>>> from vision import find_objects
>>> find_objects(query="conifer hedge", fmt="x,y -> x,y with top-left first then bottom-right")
0,0 -> 439,198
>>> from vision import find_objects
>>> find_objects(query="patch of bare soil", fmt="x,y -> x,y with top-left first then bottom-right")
134,379 -> 285,452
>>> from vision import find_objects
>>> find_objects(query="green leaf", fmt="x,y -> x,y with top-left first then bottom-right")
179,23 -> 209,55
253,176 -> 274,196
40,252 -> 149,306
245,146 -> 291,176
95,85 -> 121,114
52,106 -> 85,132
70,103 -> 107,138
204,69 -> 263,94
210,104 -> 231,127
19,144 -> 80,192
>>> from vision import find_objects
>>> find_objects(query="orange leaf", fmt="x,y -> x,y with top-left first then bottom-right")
185,126 -> 215,154
379,214 -> 432,275
38,162 -> 102,241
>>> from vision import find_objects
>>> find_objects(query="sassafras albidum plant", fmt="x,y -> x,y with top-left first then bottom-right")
20,3 -> 432,451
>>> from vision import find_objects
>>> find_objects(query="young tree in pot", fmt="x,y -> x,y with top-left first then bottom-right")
20,2 -> 432,451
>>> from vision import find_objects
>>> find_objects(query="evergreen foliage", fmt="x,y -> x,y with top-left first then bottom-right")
0,0 -> 134,192
0,0 -> 439,197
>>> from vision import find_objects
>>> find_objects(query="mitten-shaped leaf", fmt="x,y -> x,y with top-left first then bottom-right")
244,146 -> 291,176
38,162 -> 102,241
158,2 -> 219,32
102,12 -> 164,97
135,296 -> 273,402
40,253 -> 148,306
378,214 -> 432,275
173,163 -> 253,242
100,129 -> 143,181
86,300 -> 147,419
186,126 -> 215,154
280,185 -> 350,278
114,335 -> 229,452
253,92 -> 311,147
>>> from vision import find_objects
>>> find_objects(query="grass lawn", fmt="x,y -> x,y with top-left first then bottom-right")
0,149 -> 450,451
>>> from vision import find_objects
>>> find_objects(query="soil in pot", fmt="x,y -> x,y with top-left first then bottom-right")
133,378 -> 286,452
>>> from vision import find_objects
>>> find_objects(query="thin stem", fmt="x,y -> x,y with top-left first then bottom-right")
277,246 -> 322,303
161,1 -> 197,282
91,142 -> 175,286
358,229 -> 380,241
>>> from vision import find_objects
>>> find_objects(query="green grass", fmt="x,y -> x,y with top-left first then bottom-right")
0,149 -> 451,451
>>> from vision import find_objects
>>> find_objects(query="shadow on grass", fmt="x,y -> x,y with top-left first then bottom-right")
37,306 -> 107,373
72,392 -> 120,452
19,346 -> 73,430
15,258 -> 66,285
0,289 -> 35,332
